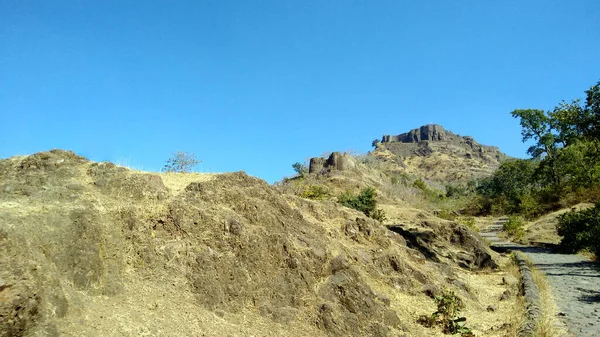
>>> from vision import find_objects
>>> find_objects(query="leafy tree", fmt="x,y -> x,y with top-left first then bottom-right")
554,139 -> 600,189
510,80 -> 600,192
511,109 -> 556,159
476,80 -> 600,227
584,82 -> 600,140
292,162 -> 308,177
549,100 -> 586,146
478,160 -> 537,199
511,109 -> 563,187
372,138 -> 381,148
163,151 -> 200,173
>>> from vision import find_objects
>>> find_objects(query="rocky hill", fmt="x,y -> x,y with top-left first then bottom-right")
307,125 -> 507,184
376,124 -> 507,182
0,149 -> 518,337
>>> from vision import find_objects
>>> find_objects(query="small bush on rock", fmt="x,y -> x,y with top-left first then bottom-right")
338,187 -> 387,223
300,185 -> 330,200
437,209 -> 456,221
413,179 -> 428,191
419,289 -> 474,336
457,216 -> 478,232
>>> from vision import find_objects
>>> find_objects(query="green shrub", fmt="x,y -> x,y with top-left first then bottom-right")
299,185 -> 330,200
338,190 -> 359,211
437,209 -> 456,221
338,187 -> 376,213
338,187 -> 386,223
413,178 -> 428,191
428,289 -> 474,336
369,208 -> 387,223
556,202 -> 600,256
445,184 -> 468,198
503,215 -> 525,240
389,172 -> 410,186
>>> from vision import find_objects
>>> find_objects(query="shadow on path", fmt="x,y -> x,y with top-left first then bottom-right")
576,288 -> 600,303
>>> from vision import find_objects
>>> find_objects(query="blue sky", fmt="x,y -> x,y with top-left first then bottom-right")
1,1 -> 599,183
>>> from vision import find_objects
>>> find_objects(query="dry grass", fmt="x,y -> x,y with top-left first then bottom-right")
502,259 -> 527,337
530,265 -> 568,337
158,171 -> 217,195
522,203 -> 594,245
402,152 -> 496,182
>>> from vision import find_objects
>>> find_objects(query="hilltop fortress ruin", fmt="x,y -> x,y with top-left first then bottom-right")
379,124 -> 504,162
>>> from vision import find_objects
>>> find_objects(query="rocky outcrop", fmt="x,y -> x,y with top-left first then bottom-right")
309,152 -> 355,174
388,222 -> 498,271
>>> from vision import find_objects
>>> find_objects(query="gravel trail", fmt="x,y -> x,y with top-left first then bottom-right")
482,219 -> 600,336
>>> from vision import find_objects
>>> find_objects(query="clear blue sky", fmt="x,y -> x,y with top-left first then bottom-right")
1,1 -> 599,183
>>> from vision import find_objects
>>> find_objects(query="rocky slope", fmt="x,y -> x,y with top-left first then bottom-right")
1,150 -> 518,337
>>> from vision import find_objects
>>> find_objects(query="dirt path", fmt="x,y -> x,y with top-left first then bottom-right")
482,219 -> 600,337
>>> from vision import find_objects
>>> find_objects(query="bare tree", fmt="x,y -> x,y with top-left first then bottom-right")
163,151 -> 200,173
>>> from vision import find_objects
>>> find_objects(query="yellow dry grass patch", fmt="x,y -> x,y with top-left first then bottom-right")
530,266 -> 569,337
523,203 -> 594,245
158,171 -> 218,195
364,263 -> 524,336
459,266 -> 521,336
401,152 -> 494,182
56,269 -> 326,337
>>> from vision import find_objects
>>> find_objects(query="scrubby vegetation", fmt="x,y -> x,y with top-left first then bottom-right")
338,187 -> 387,222
457,216 -> 478,232
503,215 -> 525,240
556,202 -> 600,256
299,184 -> 330,200
420,289 -> 474,336
412,178 -> 447,202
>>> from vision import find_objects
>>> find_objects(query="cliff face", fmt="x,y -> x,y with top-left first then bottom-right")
382,124 -> 449,143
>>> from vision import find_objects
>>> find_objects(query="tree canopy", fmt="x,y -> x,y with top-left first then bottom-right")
478,80 -> 600,218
